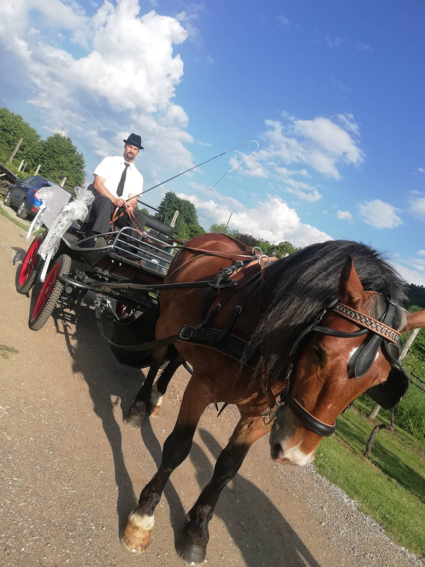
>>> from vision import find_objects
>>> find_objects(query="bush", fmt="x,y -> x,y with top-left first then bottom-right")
394,386 -> 425,439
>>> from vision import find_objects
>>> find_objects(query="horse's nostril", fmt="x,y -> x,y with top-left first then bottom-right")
272,443 -> 283,460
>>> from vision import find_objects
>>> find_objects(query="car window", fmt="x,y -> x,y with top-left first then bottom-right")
23,176 -> 35,187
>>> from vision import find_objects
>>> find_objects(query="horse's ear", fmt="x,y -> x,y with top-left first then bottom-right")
399,310 -> 425,333
339,256 -> 367,307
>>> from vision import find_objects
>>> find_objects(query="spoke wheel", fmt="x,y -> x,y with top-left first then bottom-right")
29,254 -> 71,331
4,190 -> 12,207
15,232 -> 46,294
17,201 -> 28,219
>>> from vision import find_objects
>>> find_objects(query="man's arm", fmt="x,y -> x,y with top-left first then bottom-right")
93,175 -> 125,208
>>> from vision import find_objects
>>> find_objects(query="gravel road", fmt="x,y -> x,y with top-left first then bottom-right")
0,214 -> 423,567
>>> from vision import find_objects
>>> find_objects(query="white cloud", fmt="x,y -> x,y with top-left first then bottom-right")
175,3 -> 204,48
275,15 -> 290,26
234,114 -> 363,191
326,36 -> 344,48
0,0 -> 196,183
337,210 -> 353,223
177,192 -> 332,247
408,192 -> 425,220
358,199 -> 403,229
418,167 -> 425,173
392,264 -> 425,286
355,42 -> 372,52
417,250 -> 425,256
337,113 -> 360,137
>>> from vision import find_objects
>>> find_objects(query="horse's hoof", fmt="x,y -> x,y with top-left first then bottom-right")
124,401 -> 146,428
120,511 -> 154,554
149,404 -> 161,418
177,534 -> 207,565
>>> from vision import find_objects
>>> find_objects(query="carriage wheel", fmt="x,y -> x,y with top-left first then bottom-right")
28,254 -> 71,331
15,232 -> 46,295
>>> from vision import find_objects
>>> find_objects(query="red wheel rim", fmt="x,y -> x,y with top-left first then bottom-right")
18,235 -> 42,287
31,260 -> 61,322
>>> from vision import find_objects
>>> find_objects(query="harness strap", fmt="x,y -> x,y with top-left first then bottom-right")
285,396 -> 336,437
95,305 -> 179,352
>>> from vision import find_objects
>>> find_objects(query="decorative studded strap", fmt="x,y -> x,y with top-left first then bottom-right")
333,303 -> 400,343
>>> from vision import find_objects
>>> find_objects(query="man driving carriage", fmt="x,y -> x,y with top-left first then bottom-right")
89,133 -> 146,246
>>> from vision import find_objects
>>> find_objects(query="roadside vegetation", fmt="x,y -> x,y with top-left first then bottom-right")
0,107 -> 85,191
315,394 -> 425,556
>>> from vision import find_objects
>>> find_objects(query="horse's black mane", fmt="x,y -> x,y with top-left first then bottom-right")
249,240 -> 407,383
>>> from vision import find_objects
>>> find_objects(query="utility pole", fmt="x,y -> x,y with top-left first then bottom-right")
170,210 -> 179,227
8,138 -> 23,163
225,212 -> 233,229
368,327 -> 420,419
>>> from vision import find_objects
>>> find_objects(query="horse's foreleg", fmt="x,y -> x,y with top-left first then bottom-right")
178,416 -> 267,565
124,346 -> 168,428
149,352 -> 185,418
121,376 -> 211,554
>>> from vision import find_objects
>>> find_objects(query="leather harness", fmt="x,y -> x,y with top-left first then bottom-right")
96,237 -> 407,437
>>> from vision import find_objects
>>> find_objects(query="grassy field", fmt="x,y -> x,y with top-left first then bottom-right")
315,398 -> 425,556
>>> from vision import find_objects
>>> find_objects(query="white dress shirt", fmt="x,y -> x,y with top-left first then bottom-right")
94,156 -> 143,200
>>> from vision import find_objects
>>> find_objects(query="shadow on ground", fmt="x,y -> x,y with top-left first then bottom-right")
45,299 -> 319,566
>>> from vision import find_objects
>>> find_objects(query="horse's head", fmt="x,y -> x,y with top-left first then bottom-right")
270,256 -> 425,467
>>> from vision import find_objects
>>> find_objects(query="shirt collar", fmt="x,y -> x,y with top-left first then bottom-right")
120,156 -> 134,170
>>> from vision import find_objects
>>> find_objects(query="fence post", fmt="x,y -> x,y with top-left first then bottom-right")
8,138 -> 23,163
368,327 -> 421,419
60,177 -> 66,188
34,164 -> 41,175
170,210 -> 179,227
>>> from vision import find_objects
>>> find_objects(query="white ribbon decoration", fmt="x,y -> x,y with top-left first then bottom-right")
38,187 -> 94,282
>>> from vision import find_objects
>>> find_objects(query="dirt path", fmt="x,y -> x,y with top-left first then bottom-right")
0,216 -> 423,567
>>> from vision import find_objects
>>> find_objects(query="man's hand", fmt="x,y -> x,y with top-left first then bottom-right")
127,204 -> 134,213
113,197 -> 125,208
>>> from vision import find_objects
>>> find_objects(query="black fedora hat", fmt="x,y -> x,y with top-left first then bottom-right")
123,133 -> 144,150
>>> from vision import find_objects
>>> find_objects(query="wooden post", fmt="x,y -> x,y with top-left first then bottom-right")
18,160 -> 25,172
170,210 -> 179,227
8,138 -> 23,163
34,164 -> 41,175
368,327 -> 420,419
225,212 -> 233,229
400,328 -> 420,361
60,177 -> 66,188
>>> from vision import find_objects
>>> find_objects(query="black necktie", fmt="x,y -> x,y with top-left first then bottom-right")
117,163 -> 130,197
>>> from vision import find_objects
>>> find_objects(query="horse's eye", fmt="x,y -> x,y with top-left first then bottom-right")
313,344 -> 327,365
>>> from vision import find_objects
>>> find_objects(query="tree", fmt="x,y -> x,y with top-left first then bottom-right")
209,223 -> 229,235
39,134 -> 85,190
0,107 -> 41,170
157,192 -> 205,239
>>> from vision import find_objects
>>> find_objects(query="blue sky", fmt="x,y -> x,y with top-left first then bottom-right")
0,0 -> 424,283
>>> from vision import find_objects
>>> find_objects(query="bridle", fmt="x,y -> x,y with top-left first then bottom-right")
262,296 -> 401,437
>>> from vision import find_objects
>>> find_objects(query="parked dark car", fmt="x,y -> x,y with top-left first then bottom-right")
4,175 -> 54,219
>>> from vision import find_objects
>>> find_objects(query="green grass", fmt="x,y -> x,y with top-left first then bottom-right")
0,203 -> 31,231
314,407 -> 425,556
0,345 -> 18,359
0,198 -> 43,236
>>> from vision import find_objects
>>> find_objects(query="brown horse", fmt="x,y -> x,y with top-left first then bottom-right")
120,234 -> 425,564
